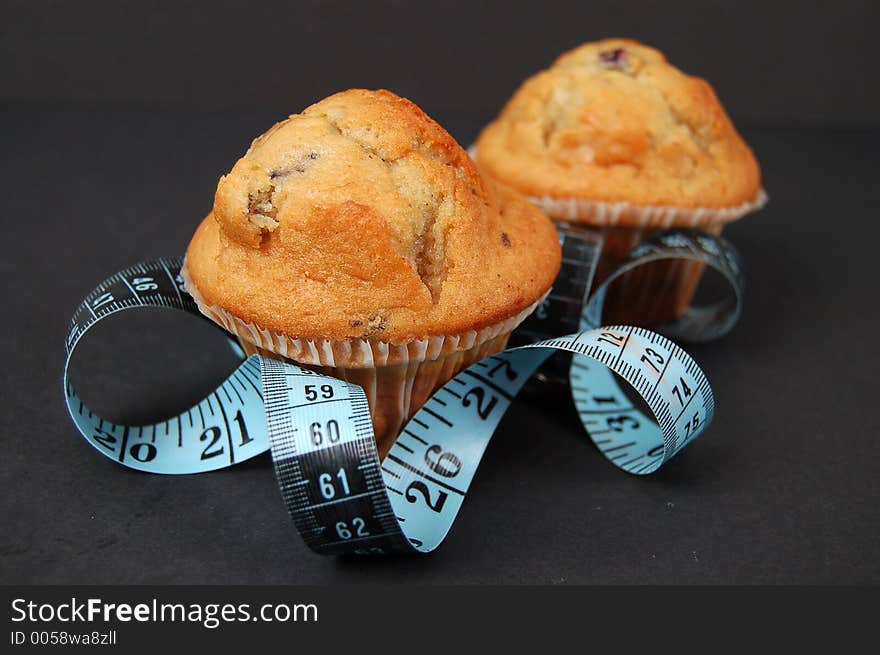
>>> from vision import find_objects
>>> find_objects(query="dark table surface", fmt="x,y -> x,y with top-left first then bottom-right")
1,110 -> 877,584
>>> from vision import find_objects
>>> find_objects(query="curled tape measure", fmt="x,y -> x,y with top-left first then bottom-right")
63,229 -> 742,555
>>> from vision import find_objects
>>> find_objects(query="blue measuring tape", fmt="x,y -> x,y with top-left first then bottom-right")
63,229 -> 743,555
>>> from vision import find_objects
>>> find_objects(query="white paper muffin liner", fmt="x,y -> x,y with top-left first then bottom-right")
467,143 -> 766,324
529,189 -> 767,228
181,261 -> 544,456
181,262 -> 541,367
527,190 -> 765,325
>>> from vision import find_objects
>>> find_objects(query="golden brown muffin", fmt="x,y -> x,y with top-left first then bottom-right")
184,89 -> 561,456
476,38 -> 762,212
474,38 -> 765,326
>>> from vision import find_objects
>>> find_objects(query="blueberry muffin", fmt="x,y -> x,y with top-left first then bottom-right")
475,38 -> 765,326
183,89 -> 561,457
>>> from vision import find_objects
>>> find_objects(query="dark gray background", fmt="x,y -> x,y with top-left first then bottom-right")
3,0 -> 878,127
1,1 -> 878,584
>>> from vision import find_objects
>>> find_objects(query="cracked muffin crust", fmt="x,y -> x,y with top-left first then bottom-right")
475,38 -> 762,213
184,89 -> 561,455
186,89 -> 561,344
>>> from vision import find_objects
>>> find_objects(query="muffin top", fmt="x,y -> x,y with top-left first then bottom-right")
185,89 -> 560,343
475,39 -> 762,211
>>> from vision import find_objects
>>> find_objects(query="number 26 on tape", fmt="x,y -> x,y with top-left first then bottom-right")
405,445 -> 462,514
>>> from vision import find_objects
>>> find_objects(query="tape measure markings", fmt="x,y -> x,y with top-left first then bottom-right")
508,228 -> 603,349
62,229 -> 742,555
